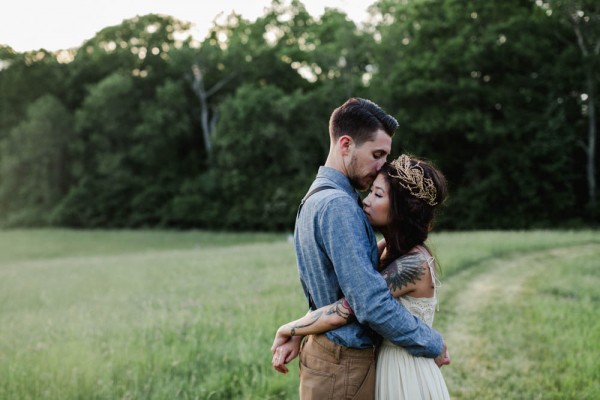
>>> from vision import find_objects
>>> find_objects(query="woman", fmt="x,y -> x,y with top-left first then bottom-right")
272,154 -> 450,399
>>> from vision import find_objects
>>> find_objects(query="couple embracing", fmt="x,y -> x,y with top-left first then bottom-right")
271,98 -> 451,399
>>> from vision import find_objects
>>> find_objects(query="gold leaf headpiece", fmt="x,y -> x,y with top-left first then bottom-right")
388,155 -> 438,206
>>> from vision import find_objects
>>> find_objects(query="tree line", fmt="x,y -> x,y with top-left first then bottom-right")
0,0 -> 598,230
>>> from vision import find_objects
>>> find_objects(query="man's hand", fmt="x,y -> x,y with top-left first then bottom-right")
434,342 -> 450,368
271,327 -> 291,354
271,335 -> 302,374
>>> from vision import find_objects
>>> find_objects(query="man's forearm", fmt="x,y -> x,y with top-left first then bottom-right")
393,325 -> 444,358
350,285 -> 443,358
278,299 -> 354,337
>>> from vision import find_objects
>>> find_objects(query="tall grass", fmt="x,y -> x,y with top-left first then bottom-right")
438,244 -> 600,399
0,230 -> 299,399
0,229 -> 286,263
0,229 -> 598,399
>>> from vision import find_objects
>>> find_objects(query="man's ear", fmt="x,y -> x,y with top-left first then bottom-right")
339,135 -> 353,156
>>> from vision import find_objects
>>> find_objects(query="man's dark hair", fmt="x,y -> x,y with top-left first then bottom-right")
329,98 -> 399,145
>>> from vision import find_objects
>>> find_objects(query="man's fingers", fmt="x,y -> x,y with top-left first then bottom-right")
272,351 -> 289,374
434,349 -> 451,368
272,351 -> 286,365
275,363 -> 289,374
285,352 -> 296,363
271,337 -> 287,354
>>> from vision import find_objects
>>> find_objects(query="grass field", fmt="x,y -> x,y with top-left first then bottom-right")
0,229 -> 599,399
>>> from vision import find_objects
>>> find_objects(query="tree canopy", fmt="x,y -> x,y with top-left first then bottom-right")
0,0 -> 597,230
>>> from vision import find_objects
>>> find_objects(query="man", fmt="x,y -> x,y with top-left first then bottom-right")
272,98 -> 449,399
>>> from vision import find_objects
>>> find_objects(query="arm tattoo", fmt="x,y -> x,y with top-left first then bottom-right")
289,310 -> 323,336
288,299 -> 356,335
325,298 -> 355,321
382,252 -> 425,293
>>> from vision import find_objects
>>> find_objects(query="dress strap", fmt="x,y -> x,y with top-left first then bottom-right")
417,245 -> 442,311
428,258 -> 442,311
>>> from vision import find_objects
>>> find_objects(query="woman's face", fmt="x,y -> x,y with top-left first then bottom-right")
363,173 -> 391,229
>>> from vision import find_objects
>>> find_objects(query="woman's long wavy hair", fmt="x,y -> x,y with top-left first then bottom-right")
377,156 -> 448,270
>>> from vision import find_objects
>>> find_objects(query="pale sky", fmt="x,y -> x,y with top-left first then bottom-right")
0,0 -> 376,52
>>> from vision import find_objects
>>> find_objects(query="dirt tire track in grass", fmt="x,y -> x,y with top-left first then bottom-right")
439,244 -> 599,398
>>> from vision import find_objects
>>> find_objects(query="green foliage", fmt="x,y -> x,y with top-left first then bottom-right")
208,84 -> 314,230
51,73 -> 141,227
0,49 -> 68,140
368,0 -> 596,228
0,1 -> 597,229
0,95 -> 75,226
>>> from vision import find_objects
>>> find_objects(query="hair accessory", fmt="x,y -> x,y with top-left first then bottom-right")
388,155 -> 438,206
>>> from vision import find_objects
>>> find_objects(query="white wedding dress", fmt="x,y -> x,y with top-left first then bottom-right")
375,252 -> 451,400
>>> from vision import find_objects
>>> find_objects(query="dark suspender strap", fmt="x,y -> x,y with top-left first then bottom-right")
296,185 -> 336,220
296,185 -> 335,310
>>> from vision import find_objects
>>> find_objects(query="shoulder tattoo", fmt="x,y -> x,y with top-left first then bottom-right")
382,253 -> 426,292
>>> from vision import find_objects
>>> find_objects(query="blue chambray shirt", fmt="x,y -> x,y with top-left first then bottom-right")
295,166 -> 443,357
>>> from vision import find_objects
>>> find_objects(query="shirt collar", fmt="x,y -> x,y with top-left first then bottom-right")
316,166 -> 357,198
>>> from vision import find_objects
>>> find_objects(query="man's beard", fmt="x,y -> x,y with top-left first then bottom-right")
347,155 -> 375,191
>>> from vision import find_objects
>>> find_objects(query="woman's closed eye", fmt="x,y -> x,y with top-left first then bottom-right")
367,188 -> 382,198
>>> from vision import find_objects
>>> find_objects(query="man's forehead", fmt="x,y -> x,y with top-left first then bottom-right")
369,130 -> 392,152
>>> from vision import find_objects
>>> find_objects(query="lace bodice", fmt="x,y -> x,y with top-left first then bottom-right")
399,295 -> 437,326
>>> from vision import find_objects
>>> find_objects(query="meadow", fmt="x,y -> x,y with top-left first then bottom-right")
0,229 -> 599,399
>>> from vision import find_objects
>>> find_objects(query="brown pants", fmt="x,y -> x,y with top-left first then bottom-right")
299,334 -> 376,400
